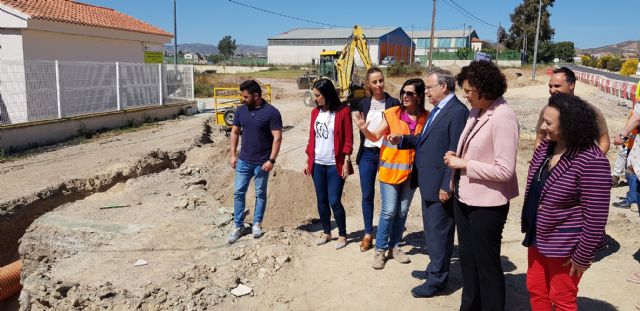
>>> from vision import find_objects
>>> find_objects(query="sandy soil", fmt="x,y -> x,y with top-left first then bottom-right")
1,70 -> 639,310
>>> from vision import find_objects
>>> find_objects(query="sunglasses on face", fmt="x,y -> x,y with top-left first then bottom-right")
402,91 -> 417,97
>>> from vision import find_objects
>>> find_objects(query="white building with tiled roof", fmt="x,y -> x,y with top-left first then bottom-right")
268,27 -> 415,65
0,0 -> 173,62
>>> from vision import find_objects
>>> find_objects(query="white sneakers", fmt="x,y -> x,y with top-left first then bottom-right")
252,222 -> 264,238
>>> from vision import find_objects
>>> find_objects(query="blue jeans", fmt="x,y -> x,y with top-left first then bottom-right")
376,179 -> 416,250
312,163 -> 347,237
233,159 -> 269,228
625,172 -> 638,204
358,147 -> 379,235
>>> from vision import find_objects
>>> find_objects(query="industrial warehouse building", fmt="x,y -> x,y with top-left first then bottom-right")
267,27 -> 415,65
411,29 -> 479,62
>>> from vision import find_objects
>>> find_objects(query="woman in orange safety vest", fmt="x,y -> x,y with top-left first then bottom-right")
355,78 -> 428,270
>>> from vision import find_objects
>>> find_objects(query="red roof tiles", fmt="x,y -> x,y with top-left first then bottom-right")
1,0 -> 173,37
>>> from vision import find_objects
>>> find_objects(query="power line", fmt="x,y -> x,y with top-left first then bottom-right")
440,0 -> 498,29
227,0 -> 345,28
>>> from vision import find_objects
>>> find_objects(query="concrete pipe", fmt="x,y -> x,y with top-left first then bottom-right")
0,260 -> 22,301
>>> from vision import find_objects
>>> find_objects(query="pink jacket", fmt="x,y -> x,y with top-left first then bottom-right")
455,97 -> 519,207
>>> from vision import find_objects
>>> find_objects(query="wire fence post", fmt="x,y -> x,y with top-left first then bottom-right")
158,64 -> 163,105
115,61 -> 121,110
190,65 -> 194,100
55,60 -> 62,118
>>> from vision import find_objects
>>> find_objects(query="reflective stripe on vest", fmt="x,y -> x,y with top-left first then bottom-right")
378,106 -> 427,184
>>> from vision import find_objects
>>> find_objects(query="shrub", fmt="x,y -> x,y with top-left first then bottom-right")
596,55 -> 613,69
620,59 -> 639,76
386,62 -> 422,77
194,73 -> 214,98
606,57 -> 623,72
581,55 -> 592,67
456,47 -> 473,60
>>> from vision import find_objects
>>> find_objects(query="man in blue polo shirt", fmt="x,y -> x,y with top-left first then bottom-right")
228,80 -> 283,244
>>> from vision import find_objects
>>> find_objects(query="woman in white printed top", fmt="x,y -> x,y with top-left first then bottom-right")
304,78 -> 354,250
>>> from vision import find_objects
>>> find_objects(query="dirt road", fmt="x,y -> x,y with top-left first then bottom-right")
1,73 -> 639,310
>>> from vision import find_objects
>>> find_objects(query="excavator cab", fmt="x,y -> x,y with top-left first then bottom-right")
302,25 -> 372,108
318,51 -> 340,82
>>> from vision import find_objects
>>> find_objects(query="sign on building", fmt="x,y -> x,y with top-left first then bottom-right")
144,51 -> 164,64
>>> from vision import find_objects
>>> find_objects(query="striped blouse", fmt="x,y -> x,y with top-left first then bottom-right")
521,139 -> 611,268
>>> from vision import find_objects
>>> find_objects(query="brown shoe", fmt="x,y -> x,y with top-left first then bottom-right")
391,247 -> 411,264
360,235 -> 373,252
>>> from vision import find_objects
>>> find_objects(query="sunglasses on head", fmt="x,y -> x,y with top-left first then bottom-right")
402,91 -> 417,97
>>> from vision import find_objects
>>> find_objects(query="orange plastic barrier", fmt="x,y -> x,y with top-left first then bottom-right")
0,260 -> 22,301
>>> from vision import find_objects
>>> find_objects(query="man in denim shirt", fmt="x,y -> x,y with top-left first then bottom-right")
228,80 -> 282,244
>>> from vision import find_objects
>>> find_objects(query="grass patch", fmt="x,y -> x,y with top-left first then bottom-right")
250,68 -> 307,79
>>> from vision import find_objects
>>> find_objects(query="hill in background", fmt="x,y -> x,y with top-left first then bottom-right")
577,40 -> 640,56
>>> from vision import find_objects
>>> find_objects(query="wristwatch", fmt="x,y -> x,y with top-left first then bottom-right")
268,158 -> 276,164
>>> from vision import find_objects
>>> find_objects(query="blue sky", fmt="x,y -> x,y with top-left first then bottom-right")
87,0 -> 637,49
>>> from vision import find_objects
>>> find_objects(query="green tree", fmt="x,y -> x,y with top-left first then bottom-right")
504,0 -> 555,62
218,35 -> 237,59
581,55 -> 593,67
496,25 -> 508,45
554,41 -> 575,62
536,41 -> 555,63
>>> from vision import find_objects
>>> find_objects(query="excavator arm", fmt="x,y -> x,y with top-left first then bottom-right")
335,25 -> 372,100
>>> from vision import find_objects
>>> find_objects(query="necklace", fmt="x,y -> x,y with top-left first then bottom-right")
536,156 -> 551,182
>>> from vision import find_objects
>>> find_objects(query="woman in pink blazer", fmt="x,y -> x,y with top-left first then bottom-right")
444,61 -> 519,311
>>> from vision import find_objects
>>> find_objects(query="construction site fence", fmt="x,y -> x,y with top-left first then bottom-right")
573,70 -> 639,103
0,60 -> 194,126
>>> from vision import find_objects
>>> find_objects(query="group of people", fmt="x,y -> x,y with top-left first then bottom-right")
226,63 -> 613,310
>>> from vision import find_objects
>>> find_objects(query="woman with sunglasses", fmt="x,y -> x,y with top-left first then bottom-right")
355,78 -> 428,269
354,67 -> 401,252
304,78 -> 354,250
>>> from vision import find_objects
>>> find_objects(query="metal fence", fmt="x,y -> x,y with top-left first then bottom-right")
0,60 -> 194,125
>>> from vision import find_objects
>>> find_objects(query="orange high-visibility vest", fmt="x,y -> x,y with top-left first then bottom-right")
378,106 -> 428,185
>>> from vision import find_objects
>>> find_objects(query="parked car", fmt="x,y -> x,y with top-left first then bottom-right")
381,56 -> 395,66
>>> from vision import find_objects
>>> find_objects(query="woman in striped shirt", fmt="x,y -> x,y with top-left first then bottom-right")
522,93 -> 611,311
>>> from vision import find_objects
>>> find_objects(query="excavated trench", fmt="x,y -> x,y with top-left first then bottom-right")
0,116 -> 348,310
0,120 -> 213,309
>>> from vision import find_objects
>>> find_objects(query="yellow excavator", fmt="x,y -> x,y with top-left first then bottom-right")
300,25 -> 372,108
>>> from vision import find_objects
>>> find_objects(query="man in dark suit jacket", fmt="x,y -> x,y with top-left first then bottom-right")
389,69 -> 469,297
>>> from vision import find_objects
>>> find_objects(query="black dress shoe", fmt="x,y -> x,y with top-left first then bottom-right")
411,282 -> 442,298
411,270 -> 428,280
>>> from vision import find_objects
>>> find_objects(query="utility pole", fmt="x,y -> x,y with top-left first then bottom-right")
531,0 -> 542,81
173,0 -> 178,65
410,24 -> 414,66
496,22 -> 501,66
428,0 -> 436,69
462,23 -> 467,53
522,33 -> 527,64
